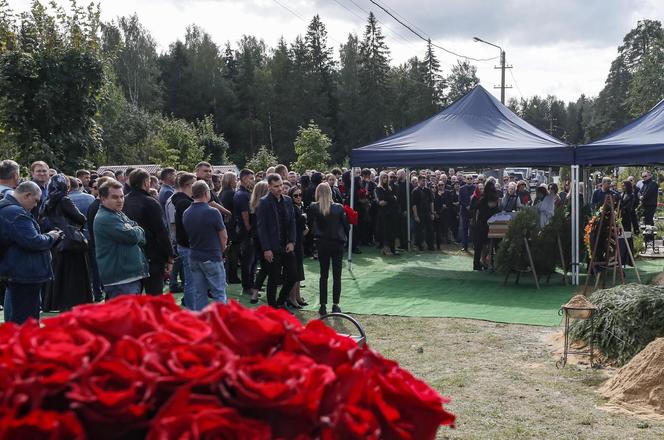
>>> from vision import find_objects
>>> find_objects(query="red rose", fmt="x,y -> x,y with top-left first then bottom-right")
201,302 -> 302,355
320,404 -> 381,440
0,410 -> 85,440
222,351 -> 335,438
147,387 -> 271,440
153,308 -> 213,343
67,359 -> 154,439
0,321 -> 19,354
44,298 -> 158,343
141,333 -> 235,403
321,358 -> 455,440
374,366 -> 455,437
283,319 -> 358,369
5,321 -> 109,411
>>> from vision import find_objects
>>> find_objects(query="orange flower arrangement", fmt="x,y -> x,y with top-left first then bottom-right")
584,214 -> 598,259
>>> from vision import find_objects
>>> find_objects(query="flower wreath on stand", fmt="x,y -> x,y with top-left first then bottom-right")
0,295 -> 455,439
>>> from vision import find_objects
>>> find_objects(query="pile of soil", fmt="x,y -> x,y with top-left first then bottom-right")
599,337 -> 664,420
564,294 -> 595,309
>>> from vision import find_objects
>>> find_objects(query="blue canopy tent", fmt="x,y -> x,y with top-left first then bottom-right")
351,85 -> 572,167
576,97 -> 664,165
346,85 -> 580,282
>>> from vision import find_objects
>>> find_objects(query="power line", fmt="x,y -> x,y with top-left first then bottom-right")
509,68 -> 524,100
271,0 -> 344,46
367,0 -> 499,62
344,0 -> 424,51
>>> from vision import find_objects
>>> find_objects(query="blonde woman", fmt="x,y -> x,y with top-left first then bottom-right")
246,181 -> 269,304
307,182 -> 349,316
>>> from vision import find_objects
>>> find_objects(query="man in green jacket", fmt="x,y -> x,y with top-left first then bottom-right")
93,180 -> 148,298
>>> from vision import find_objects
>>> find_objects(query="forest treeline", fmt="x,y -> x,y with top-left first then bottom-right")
1,1 -> 663,172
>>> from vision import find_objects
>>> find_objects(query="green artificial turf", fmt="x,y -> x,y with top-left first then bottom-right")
225,247 -> 663,327
8,248 -> 661,327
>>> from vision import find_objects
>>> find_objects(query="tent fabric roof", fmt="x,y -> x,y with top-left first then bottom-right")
577,98 -> 664,166
351,85 -> 572,167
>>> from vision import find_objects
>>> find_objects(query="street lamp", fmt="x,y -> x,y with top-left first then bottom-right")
473,36 -> 507,104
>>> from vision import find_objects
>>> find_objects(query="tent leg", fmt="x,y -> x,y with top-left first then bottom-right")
406,168 -> 411,252
571,165 -> 580,286
347,167 -> 356,272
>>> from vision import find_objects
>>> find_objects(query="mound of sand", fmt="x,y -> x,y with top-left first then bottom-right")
599,337 -> 664,420
564,294 -> 595,309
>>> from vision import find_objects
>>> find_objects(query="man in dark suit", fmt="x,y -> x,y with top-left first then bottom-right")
411,175 -> 435,251
122,168 -> 174,295
458,174 -> 475,251
256,173 -> 297,308
639,170 -> 659,226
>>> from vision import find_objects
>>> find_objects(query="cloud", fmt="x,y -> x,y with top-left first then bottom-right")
312,0 -> 657,48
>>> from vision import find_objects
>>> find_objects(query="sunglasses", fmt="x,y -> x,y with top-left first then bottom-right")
292,193 -> 302,198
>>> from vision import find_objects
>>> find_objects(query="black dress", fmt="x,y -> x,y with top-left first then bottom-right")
473,193 -> 500,270
293,203 -> 306,282
43,197 -> 92,311
375,185 -> 398,250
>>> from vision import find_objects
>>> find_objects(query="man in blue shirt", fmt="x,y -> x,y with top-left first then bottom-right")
158,167 -> 176,212
591,177 -> 619,210
68,177 -> 95,227
183,181 -> 228,310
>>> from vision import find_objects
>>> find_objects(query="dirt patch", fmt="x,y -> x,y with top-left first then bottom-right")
543,331 -> 614,369
650,272 -> 664,286
598,337 -> 664,421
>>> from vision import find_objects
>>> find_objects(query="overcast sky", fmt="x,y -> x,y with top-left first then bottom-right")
9,0 -> 664,102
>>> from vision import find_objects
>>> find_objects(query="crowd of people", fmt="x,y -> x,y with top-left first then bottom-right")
0,158 -> 660,324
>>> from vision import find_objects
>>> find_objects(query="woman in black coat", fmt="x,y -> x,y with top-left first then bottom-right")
303,172 -> 322,257
41,174 -> 92,311
288,185 -> 308,308
473,179 -> 500,271
375,171 -> 399,255
308,182 -> 349,316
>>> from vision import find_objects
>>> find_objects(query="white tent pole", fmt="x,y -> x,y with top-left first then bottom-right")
347,167 -> 355,271
571,165 -> 580,285
406,168 -> 411,251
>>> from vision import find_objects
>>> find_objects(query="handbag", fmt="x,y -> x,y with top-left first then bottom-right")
56,225 -> 88,253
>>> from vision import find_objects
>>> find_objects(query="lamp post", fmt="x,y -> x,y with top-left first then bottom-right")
473,37 -> 508,104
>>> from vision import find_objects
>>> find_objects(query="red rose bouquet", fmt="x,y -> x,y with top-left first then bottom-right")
0,296 -> 455,439
343,204 -> 359,225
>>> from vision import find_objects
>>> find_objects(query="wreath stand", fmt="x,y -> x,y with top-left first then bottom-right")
503,235 -> 540,290
583,196 -> 640,293
544,234 -> 568,286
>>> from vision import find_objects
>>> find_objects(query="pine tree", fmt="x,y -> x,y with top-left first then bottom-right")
304,15 -> 336,137
358,12 -> 391,144
422,39 -> 443,109
337,33 -> 363,161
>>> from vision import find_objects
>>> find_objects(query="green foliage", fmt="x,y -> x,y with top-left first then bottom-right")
152,117 -> 207,170
291,121 -> 331,173
532,207 -> 569,275
246,145 -> 278,172
195,115 -> 228,165
0,0 -> 104,172
569,284 -> 664,365
495,208 -> 539,273
446,61 -> 479,103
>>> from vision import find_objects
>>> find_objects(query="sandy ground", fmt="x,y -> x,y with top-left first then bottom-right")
299,311 -> 664,440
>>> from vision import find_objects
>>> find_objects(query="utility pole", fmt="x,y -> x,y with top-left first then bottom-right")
474,37 -> 511,104
495,49 -> 512,104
